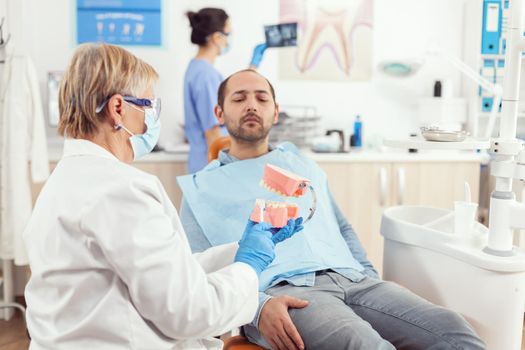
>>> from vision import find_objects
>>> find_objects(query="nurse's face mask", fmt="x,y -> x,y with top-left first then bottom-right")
96,95 -> 162,160
218,31 -> 231,55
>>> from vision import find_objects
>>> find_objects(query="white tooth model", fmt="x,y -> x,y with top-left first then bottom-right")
250,164 -> 317,228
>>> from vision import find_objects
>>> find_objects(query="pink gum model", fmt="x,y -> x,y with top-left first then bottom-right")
250,200 -> 299,228
251,164 -> 310,227
260,164 -> 310,197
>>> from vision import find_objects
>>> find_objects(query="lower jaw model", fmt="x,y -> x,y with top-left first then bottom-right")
250,164 -> 314,228
250,199 -> 300,228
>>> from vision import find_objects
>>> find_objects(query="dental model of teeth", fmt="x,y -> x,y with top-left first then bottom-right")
250,199 -> 299,228
250,164 -> 313,228
260,164 -> 310,197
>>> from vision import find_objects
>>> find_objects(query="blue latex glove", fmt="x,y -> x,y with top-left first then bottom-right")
250,43 -> 268,69
235,217 -> 304,275
270,217 -> 304,243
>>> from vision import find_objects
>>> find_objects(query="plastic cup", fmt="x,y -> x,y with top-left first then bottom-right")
454,201 -> 478,235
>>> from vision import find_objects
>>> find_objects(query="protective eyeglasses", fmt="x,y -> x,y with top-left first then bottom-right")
96,95 -> 161,121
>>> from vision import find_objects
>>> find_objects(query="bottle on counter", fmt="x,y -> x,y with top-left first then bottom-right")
433,80 -> 442,97
353,115 -> 362,148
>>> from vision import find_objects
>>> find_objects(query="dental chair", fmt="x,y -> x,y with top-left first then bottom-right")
222,335 -> 265,350
207,137 -> 266,350
207,136 -> 231,163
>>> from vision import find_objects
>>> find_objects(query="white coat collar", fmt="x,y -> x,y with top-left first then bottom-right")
62,138 -> 120,162
0,52 -> 15,102
0,46 -> 23,100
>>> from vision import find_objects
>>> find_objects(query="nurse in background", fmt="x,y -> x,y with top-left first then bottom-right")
184,8 -> 267,173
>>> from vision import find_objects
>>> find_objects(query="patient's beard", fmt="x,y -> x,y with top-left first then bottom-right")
224,113 -> 272,144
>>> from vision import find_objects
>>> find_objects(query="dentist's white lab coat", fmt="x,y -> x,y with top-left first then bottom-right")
0,54 -> 49,265
23,138 -> 258,350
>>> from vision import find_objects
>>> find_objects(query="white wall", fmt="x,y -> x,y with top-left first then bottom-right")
3,0 -> 470,147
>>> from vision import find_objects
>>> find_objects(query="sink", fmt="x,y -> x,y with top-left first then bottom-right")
381,205 -> 487,250
379,205 -> 525,271
383,205 -> 450,226
380,205 -> 525,350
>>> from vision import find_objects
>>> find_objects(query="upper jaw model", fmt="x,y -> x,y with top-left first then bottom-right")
260,164 -> 311,197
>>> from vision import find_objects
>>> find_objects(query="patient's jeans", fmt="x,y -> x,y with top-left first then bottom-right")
243,271 -> 485,350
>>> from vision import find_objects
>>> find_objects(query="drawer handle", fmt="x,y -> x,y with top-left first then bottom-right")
379,167 -> 387,206
397,167 -> 406,205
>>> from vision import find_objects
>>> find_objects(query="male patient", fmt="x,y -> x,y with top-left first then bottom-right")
177,69 -> 485,350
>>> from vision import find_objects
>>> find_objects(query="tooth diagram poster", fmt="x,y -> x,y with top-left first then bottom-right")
279,0 -> 374,81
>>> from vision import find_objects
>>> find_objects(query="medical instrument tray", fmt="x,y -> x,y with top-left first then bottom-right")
421,126 -> 468,142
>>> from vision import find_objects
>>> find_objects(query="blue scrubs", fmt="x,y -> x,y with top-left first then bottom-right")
183,59 -> 227,173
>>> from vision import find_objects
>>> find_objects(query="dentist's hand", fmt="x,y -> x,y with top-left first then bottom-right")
271,217 -> 304,243
249,43 -> 268,69
235,218 -> 304,275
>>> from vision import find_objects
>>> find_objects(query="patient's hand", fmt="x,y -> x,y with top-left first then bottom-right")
259,295 -> 309,350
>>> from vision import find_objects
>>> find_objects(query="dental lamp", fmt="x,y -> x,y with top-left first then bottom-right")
383,0 -> 525,257
380,46 -> 503,140
483,0 -> 525,255
374,3 -> 525,348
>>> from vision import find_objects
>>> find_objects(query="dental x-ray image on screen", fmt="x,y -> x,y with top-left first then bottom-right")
264,22 -> 297,47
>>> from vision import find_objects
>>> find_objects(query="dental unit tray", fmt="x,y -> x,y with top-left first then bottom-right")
420,126 -> 468,142
250,164 -> 317,227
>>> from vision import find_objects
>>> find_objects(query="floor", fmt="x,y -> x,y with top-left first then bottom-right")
0,311 -> 29,350
1,312 -> 525,349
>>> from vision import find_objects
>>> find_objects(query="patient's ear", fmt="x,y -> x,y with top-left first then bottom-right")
214,105 -> 225,125
273,103 -> 280,125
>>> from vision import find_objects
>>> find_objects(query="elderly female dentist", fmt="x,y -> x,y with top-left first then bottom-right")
23,43 -> 301,350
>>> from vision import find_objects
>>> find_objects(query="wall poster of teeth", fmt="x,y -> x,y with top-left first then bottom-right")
278,0 -> 374,81
77,0 -> 162,46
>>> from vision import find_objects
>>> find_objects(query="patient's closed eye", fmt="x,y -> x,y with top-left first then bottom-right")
256,92 -> 269,102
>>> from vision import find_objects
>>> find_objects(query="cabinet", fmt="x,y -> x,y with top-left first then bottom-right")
319,161 -> 480,276
133,162 -> 187,210
320,162 -> 390,274
391,162 -> 480,208
32,161 -> 187,210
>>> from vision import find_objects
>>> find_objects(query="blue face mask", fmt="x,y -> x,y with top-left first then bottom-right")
118,103 -> 161,160
220,42 -> 231,55
219,31 -> 231,55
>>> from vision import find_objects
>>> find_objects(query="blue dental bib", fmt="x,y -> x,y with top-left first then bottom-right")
177,143 -> 364,290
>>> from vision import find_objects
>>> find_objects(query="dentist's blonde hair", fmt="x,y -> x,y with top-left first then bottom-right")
58,43 -> 158,138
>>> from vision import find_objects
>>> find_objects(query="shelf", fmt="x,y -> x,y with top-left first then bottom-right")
477,112 -> 525,118
384,137 -> 490,150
